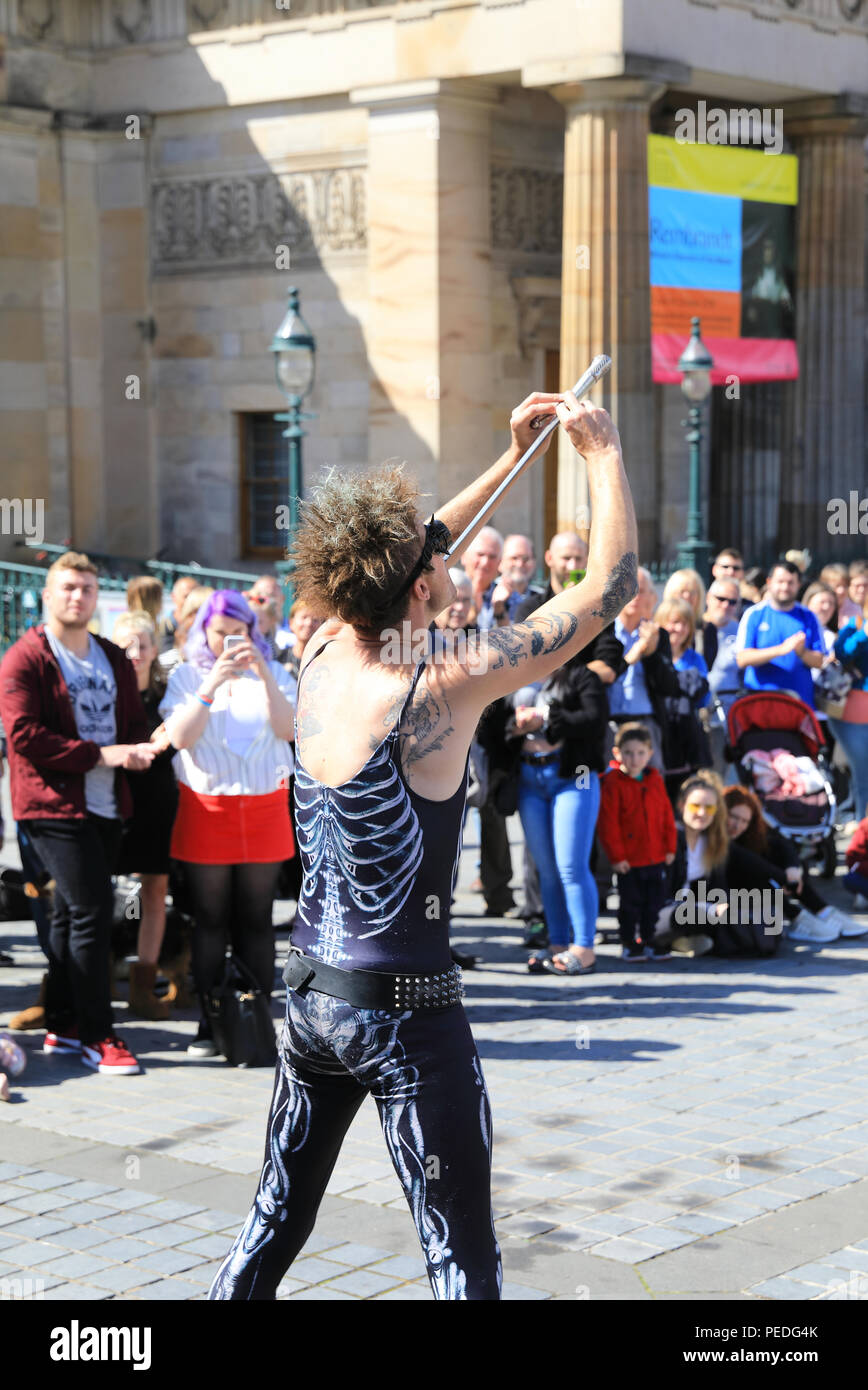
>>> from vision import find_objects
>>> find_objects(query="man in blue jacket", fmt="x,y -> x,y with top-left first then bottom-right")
735,560 -> 825,708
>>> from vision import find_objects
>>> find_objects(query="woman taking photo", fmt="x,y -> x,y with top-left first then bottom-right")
160,590 -> 297,1058
504,653 -> 609,975
112,612 -> 180,1018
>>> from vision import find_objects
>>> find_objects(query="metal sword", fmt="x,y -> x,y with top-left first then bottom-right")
443,353 -> 612,561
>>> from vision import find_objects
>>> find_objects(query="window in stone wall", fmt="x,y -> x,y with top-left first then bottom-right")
240,413 -> 287,558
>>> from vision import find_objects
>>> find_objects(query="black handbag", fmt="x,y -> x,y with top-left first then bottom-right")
206,952 -> 278,1068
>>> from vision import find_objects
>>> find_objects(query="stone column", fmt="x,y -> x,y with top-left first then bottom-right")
58,123 -> 155,557
548,78 -> 664,553
352,80 -> 495,509
780,95 -> 867,555
0,108 -> 70,559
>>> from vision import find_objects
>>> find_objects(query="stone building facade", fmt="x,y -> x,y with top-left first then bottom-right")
0,0 -> 865,573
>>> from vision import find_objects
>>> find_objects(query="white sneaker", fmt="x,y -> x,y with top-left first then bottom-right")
818,906 -> 868,939
788,908 -> 839,944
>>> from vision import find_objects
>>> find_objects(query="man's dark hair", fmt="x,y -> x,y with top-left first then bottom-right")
769,560 -> 801,580
289,464 -> 428,632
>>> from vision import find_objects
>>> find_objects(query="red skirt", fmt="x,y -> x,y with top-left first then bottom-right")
171,783 -> 295,865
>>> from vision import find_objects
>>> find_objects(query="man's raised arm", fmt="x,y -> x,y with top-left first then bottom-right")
433,393 -> 561,556
451,394 -> 638,707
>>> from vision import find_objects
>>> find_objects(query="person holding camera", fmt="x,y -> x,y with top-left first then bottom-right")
160,590 -> 297,1059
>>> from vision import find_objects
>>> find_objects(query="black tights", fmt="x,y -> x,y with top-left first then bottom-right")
209,989 -> 502,1300
184,861 -> 281,1008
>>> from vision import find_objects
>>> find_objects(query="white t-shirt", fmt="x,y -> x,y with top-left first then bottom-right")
160,660 -> 297,796
46,629 -> 118,819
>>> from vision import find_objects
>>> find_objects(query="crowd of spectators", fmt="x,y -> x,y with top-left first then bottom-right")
457,537 -> 868,975
0,539 -> 867,1075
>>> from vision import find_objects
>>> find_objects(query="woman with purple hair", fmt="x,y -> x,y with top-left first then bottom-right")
160,589 -> 298,1059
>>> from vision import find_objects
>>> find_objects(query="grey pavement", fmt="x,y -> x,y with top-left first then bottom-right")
1,810 -> 868,1301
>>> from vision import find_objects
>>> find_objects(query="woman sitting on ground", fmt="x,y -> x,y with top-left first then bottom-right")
722,785 -> 865,943
661,773 -> 784,958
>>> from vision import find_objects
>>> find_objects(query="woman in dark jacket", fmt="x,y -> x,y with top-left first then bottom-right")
723,785 -> 865,942
112,612 -> 180,1018
484,653 -> 609,975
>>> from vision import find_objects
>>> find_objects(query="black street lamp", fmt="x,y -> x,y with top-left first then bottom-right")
270,286 -> 316,546
675,316 -> 715,577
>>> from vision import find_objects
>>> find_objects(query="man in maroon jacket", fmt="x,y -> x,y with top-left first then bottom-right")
0,553 -> 154,1075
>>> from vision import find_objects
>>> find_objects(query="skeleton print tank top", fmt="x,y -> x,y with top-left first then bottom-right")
290,642 -> 469,975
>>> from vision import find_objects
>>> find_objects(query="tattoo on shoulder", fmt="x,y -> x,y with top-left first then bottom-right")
296,661 -> 328,747
591,552 -> 639,623
396,678 -> 455,769
486,611 -> 579,671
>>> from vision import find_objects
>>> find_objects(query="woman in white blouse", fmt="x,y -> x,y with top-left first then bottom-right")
160,590 -> 297,1058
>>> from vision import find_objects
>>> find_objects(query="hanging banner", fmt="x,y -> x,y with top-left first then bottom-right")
648,135 -> 799,384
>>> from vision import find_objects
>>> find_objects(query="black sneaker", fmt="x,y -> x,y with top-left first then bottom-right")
522,920 -> 549,948
450,946 -> 480,970
645,944 -> 672,962
621,944 -> 646,962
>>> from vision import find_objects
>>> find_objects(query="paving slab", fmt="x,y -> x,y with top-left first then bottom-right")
2,819 -> 868,1300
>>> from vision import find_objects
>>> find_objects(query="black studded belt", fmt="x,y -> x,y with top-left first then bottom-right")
282,947 -> 464,1012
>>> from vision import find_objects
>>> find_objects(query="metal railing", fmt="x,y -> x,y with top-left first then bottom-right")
1,552 -> 294,655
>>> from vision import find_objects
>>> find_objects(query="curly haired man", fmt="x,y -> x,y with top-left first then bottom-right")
210,390 -> 638,1301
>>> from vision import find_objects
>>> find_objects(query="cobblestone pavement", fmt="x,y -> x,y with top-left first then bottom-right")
1,812 -> 868,1301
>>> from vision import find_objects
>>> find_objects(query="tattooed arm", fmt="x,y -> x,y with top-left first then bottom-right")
447,399 -> 638,708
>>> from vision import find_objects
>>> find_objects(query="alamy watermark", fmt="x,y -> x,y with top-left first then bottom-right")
827,491 -> 868,536
674,101 -> 784,156
674,881 -> 783,934
670,101 -> 784,156
0,498 -> 44,544
379,621 -> 491,673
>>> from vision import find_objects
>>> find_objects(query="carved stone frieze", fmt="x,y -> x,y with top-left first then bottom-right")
510,275 -> 562,356
491,165 -> 563,257
151,167 -> 367,274
18,0 -> 57,40
112,0 -> 152,43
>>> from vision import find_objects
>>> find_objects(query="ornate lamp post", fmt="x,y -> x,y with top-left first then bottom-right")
270,285 -> 316,544
675,316 -> 715,577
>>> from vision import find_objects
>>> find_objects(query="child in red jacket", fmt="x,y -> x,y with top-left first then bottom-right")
598,722 -> 678,961
843,818 -> 868,909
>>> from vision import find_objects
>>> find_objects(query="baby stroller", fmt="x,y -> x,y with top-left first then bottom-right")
726,691 -> 838,877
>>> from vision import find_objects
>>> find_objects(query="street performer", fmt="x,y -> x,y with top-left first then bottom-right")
210,389 -> 638,1301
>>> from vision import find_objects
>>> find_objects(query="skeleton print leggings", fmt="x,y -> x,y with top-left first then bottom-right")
209,988 -> 502,1301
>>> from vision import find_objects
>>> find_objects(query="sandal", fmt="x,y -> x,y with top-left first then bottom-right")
527,951 -> 550,974
544,951 -> 596,976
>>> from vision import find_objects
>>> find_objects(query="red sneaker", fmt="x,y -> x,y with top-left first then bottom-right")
81,1036 -> 141,1075
44,1027 -> 82,1055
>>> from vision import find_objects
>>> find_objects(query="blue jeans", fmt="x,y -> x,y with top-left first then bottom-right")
843,869 -> 868,898
828,716 -> 868,821
517,763 -> 600,949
